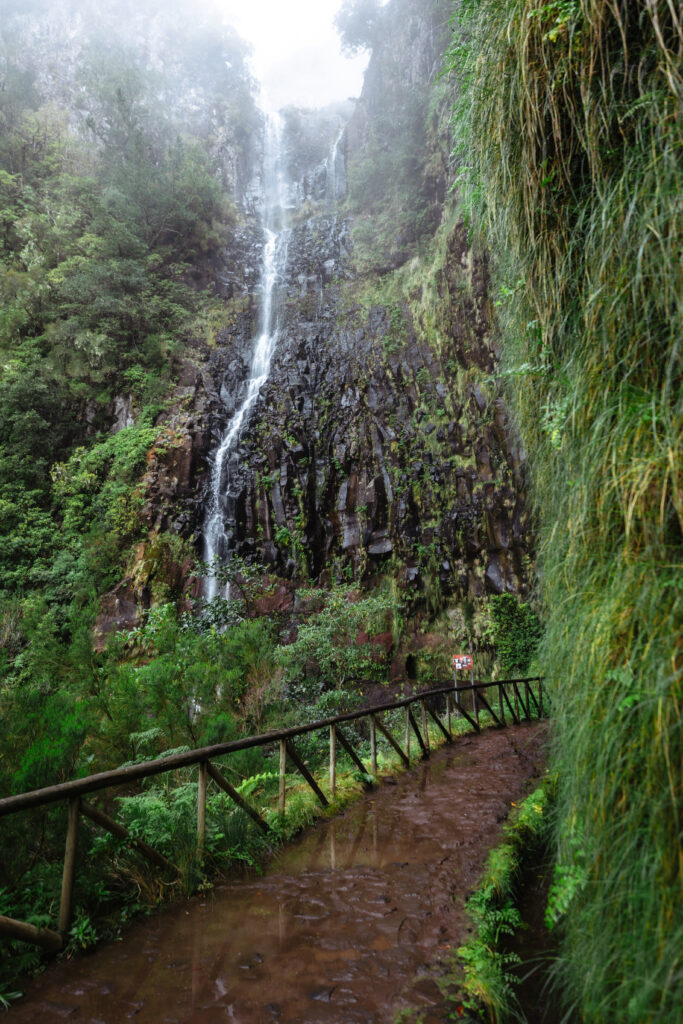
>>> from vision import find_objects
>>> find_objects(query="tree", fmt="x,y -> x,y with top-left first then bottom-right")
334,0 -> 383,55
277,585 -> 392,700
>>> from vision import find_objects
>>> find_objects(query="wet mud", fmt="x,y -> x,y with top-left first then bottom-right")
9,723 -> 547,1023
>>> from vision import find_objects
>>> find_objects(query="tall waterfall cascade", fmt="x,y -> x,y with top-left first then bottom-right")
202,112 -> 290,599
201,114 -> 348,598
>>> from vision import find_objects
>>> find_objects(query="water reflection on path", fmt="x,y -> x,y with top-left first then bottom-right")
10,724 -> 547,1023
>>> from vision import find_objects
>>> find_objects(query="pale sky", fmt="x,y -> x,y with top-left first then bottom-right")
219,0 -> 371,109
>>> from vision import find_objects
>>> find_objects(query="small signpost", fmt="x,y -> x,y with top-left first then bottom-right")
452,654 -> 473,672
453,653 -> 475,718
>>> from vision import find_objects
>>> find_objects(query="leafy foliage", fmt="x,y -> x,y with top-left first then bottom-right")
0,567 -> 403,982
276,584 -> 393,706
0,7 -> 265,988
446,2 -> 682,1020
0,1 -> 254,614
0,16 -> 262,933
488,595 -> 541,678
335,0 -> 383,55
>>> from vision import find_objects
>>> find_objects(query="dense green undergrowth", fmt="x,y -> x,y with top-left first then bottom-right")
447,1 -> 682,1020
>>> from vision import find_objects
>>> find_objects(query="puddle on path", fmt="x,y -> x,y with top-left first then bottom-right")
9,723 -> 547,1024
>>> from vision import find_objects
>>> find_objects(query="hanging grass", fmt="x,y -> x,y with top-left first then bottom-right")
446,1 -> 681,1021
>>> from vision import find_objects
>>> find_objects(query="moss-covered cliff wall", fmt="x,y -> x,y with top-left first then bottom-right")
180,0 -> 533,645
446,1 -> 681,1020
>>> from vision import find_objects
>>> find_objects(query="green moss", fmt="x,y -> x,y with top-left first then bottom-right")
447,2 -> 682,1019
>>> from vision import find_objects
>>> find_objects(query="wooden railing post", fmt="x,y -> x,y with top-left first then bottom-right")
197,761 -> 207,857
285,741 -> 329,806
475,690 -> 503,727
59,796 -> 80,935
514,683 -> 519,721
499,682 -> 505,725
446,693 -> 452,736
329,724 -> 337,798
421,701 -> 430,753
408,707 -> 429,758
372,714 -> 409,768
513,680 -> 529,720
539,679 -> 544,718
279,738 -> 287,815
206,763 -> 270,835
81,800 -> 176,873
425,703 -> 451,742
370,717 -> 377,775
404,706 -> 411,760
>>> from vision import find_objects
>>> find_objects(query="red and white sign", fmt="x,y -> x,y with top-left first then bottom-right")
453,654 -> 473,671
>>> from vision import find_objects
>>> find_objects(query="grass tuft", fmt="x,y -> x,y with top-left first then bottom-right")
446,1 -> 682,1020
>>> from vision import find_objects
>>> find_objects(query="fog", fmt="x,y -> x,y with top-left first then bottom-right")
219,0 -> 370,109
1,0 -> 373,111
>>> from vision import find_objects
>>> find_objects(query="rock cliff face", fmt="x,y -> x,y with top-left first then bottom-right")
189,0 -> 530,605
8,0 -> 259,211
130,0 -> 533,626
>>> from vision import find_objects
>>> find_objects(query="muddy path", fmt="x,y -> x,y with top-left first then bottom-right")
9,723 -> 547,1024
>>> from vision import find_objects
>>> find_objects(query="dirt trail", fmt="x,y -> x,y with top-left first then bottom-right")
9,722 -> 547,1024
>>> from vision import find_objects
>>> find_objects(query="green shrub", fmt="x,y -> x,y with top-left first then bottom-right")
489,594 -> 542,678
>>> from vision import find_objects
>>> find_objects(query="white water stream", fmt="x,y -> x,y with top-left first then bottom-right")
202,112 -> 290,599
202,117 -> 346,599
325,127 -> 344,207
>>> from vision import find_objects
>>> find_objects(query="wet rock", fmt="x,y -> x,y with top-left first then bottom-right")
343,514 -> 361,550
111,394 -> 134,432
93,584 -> 141,652
108,0 -> 533,622
368,530 -> 393,556
309,986 -> 335,1002
485,558 -> 505,594
253,580 -> 295,616
40,1001 -> 80,1018
471,383 -> 487,413
409,977 -> 442,1005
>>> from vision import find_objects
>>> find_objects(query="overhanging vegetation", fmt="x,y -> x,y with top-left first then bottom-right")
446,1 -> 681,1019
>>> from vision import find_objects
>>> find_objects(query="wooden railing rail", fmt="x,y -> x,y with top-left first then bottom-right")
0,677 -> 544,951
0,678 -> 544,818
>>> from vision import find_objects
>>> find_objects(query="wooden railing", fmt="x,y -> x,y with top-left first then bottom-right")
0,677 -> 544,952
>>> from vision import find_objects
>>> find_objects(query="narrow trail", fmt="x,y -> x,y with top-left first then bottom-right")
10,723 -> 548,1024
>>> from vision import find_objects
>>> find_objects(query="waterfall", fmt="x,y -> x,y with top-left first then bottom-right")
202,111 -> 289,599
325,128 -> 345,207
